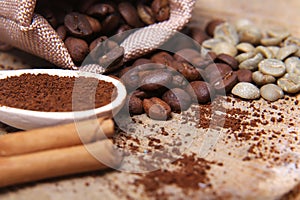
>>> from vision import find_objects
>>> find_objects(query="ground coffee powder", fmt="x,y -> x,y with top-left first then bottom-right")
0,74 -> 116,112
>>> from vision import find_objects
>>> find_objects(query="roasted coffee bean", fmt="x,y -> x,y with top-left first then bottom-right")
121,69 -> 139,90
138,63 -> 166,72
131,90 -> 150,99
191,52 -> 217,69
205,19 -> 225,37
78,0 -> 99,13
143,97 -> 171,120
101,14 -> 121,33
132,58 -> 153,68
118,2 -> 144,28
56,25 -> 67,41
232,82 -> 260,100
117,24 -> 132,34
206,51 -> 218,61
137,3 -> 156,25
85,15 -> 102,33
190,27 -> 210,45
151,52 -> 174,67
119,66 -> 134,77
151,0 -> 170,22
140,70 -> 173,91
191,56 -> 212,69
64,12 -> 94,37
186,81 -> 214,103
90,39 -> 119,62
235,69 -> 252,83
169,60 -> 184,71
98,46 -> 124,72
205,63 -> 232,83
113,24 -> 132,42
86,3 -> 115,18
89,36 -> 108,52
212,71 -> 238,93
138,70 -> 153,79
215,53 -> 239,70
162,88 -> 191,112
174,48 -> 201,63
64,37 -> 89,63
172,74 -> 189,88
128,95 -> 144,115
177,62 -> 201,82
40,9 -> 58,28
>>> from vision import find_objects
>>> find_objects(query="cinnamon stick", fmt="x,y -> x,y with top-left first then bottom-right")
0,140 -> 123,188
0,117 -> 114,156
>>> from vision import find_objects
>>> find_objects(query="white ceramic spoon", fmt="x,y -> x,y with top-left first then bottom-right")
0,69 -> 127,130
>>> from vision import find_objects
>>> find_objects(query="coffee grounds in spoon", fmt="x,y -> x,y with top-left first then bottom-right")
0,74 -> 117,112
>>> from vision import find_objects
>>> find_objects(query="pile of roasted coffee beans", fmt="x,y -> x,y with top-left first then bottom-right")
114,19 -> 300,120
36,0 -> 170,65
117,49 -> 241,120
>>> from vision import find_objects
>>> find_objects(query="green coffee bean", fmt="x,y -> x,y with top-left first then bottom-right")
258,58 -> 286,77
212,42 -> 238,57
236,42 -> 255,53
252,71 -> 276,86
214,22 -> 239,45
239,53 -> 263,71
260,84 -> 284,102
276,45 -> 298,60
231,82 -> 260,100
285,57 -> 300,75
255,46 -> 273,59
277,73 -> 300,93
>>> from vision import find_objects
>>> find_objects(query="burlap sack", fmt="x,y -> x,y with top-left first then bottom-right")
0,0 -> 195,69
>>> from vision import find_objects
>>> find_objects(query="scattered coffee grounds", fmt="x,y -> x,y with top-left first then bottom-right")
280,183 -> 300,200
134,154 -> 220,198
0,74 -> 116,112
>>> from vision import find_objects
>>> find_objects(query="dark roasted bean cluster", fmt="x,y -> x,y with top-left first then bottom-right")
36,0 -> 170,65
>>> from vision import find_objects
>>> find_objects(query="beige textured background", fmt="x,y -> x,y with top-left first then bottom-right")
193,0 -> 300,36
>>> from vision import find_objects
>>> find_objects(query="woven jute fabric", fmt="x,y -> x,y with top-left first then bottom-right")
0,0 -> 195,70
